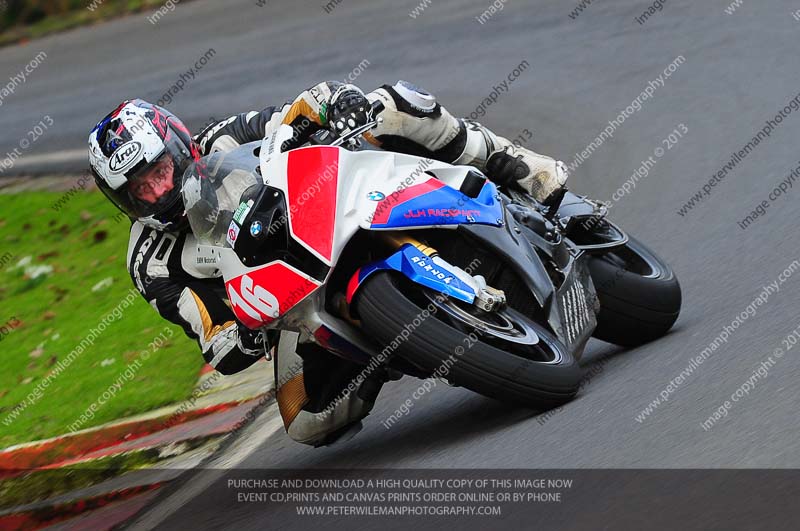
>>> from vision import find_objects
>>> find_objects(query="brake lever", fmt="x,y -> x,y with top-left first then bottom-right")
330,121 -> 378,147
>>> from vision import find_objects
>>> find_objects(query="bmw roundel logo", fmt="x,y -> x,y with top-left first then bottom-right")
367,191 -> 385,201
250,220 -> 263,237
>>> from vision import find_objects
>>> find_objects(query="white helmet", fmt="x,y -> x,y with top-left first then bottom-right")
88,99 -> 201,231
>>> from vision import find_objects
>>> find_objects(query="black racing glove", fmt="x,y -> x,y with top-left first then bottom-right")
237,325 -> 273,357
326,85 -> 372,135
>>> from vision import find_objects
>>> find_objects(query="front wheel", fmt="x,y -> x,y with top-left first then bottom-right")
353,272 -> 582,409
587,235 -> 681,347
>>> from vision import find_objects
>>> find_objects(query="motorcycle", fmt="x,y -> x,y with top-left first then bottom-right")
182,103 -> 681,409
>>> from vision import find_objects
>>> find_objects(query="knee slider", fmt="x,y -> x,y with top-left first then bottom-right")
383,80 -> 442,118
369,81 -> 461,156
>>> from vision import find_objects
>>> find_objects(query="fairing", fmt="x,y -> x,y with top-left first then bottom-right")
184,138 -> 598,356
185,141 -> 503,329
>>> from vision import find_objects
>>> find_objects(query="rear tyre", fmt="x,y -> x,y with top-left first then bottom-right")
587,235 -> 681,347
354,272 -> 581,409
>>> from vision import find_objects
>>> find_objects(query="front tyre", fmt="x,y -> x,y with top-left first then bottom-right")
587,235 -> 681,347
354,272 -> 581,409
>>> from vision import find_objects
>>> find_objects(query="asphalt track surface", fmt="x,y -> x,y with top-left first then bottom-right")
4,0 -> 800,529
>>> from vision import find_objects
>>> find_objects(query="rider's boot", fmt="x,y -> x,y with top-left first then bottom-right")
453,121 -> 569,205
274,331 -> 388,447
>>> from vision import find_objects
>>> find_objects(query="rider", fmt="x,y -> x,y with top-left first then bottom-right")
88,80 -> 569,446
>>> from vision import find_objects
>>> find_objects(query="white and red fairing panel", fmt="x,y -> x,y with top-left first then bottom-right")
223,258 -> 321,329
223,139 -> 477,329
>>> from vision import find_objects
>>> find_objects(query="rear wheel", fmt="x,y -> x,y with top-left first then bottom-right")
354,272 -> 581,409
587,235 -> 681,347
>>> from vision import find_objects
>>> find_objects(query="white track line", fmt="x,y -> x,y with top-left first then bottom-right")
11,149 -> 86,166
127,403 -> 285,530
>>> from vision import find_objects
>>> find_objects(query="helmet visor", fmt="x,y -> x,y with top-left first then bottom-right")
104,135 -> 190,223
129,153 -> 175,205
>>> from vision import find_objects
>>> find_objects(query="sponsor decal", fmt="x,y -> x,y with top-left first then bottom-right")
319,103 -> 329,125
233,200 -> 254,225
367,191 -> 385,201
410,255 -> 454,284
561,281 -> 591,344
261,125 -> 295,167
226,220 -> 240,247
403,208 -> 482,219
266,131 -> 278,155
109,141 -> 143,174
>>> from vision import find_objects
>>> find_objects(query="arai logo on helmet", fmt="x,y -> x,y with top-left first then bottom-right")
109,141 -> 144,174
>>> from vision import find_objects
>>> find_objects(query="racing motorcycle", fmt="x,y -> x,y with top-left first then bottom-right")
182,104 -> 681,409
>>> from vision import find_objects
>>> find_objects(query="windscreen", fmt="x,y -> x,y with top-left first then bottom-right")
182,149 -> 262,247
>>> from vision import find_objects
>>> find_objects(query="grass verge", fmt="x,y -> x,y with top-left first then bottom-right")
0,0 -> 199,49
0,189 -> 200,448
